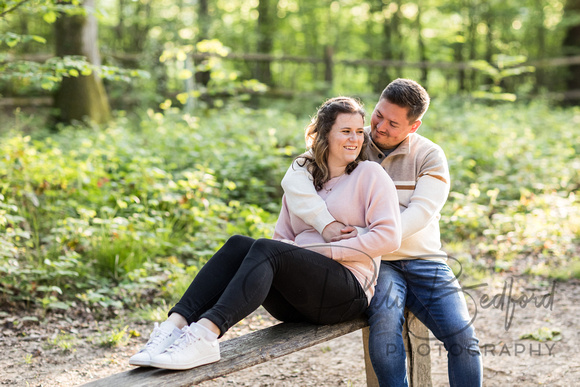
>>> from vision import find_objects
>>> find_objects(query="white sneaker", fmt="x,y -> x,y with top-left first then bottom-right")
149,322 -> 220,370
129,321 -> 182,367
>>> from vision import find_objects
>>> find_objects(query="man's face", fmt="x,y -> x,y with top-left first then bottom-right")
370,98 -> 422,150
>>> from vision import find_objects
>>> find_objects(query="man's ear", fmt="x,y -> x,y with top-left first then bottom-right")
410,120 -> 422,133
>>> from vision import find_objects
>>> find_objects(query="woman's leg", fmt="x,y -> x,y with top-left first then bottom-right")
148,238 -> 367,371
200,239 -> 368,335
130,235 -> 255,367
169,235 -> 256,325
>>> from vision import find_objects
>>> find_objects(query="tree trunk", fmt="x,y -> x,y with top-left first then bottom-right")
377,1 -> 394,93
530,0 -> 547,92
256,0 -> 274,85
416,2 -> 428,86
562,0 -> 580,93
454,41 -> 465,91
115,0 -> 124,51
54,0 -> 111,124
324,45 -> 333,84
467,0 -> 478,91
482,9 -> 494,87
391,0 -> 403,79
195,0 -> 211,87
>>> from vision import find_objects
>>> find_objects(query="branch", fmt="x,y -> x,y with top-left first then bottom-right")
0,0 -> 33,18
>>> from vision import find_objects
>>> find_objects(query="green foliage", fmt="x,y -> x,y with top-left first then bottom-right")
46,330 -> 77,352
0,98 -> 578,313
0,0 -> 147,98
99,325 -> 130,348
425,99 -> 580,275
4,0 -> 575,105
0,103 -> 298,310
469,55 -> 536,101
0,32 -> 46,47
520,327 -> 562,342
23,353 -> 33,364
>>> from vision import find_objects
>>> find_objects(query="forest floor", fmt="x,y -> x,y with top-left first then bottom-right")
2,272 -> 579,387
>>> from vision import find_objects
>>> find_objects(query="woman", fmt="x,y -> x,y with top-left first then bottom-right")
129,97 -> 401,371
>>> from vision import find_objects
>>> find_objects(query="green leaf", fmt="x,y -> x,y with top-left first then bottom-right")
68,69 -> 79,77
176,92 -> 189,105
6,37 -> 19,48
178,69 -> 193,79
31,35 -> 47,44
48,301 -> 70,311
43,11 -> 58,24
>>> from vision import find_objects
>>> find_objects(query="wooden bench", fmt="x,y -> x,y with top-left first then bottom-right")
83,312 -> 431,386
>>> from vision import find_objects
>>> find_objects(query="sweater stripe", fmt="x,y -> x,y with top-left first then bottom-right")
418,173 -> 448,184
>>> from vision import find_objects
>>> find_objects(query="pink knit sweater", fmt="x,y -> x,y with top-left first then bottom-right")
273,161 -> 401,302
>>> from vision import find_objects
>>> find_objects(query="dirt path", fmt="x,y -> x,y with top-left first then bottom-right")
2,274 -> 579,386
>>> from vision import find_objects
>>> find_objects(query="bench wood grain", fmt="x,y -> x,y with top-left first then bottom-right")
83,312 -> 431,386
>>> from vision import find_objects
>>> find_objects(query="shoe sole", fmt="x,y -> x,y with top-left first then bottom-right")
129,359 -> 151,367
150,353 -> 221,370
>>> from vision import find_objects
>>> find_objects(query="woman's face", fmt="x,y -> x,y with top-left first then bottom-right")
326,113 -> 365,175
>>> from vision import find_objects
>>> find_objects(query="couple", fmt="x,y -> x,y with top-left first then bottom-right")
129,79 -> 483,387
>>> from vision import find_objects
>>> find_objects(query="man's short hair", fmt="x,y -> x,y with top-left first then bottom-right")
380,78 -> 430,123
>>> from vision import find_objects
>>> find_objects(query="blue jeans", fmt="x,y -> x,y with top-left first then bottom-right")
366,260 -> 482,387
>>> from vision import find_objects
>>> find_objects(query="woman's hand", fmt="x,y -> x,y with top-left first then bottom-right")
279,239 -> 297,246
322,221 -> 359,242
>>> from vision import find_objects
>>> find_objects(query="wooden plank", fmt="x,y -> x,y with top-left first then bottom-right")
82,317 -> 368,387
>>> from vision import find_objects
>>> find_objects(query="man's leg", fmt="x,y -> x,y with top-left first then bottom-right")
404,260 -> 482,387
365,261 -> 409,386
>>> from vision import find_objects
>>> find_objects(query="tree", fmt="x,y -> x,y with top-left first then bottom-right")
54,0 -> 110,124
562,0 -> 580,94
256,0 -> 274,85
416,1 -> 428,85
532,0 -> 547,90
195,0 -> 211,86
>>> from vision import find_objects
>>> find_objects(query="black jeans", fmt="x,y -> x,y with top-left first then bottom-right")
169,235 -> 368,337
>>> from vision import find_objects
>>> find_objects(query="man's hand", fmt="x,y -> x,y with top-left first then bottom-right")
321,221 -> 359,242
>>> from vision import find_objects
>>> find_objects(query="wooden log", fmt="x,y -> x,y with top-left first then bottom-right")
82,317 -> 368,387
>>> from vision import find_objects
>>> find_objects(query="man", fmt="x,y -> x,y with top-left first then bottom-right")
281,79 -> 482,386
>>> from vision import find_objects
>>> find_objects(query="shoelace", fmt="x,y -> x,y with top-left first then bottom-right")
145,322 -> 171,349
166,325 -> 201,353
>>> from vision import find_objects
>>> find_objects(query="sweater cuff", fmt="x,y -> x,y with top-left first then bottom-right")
312,211 -> 337,234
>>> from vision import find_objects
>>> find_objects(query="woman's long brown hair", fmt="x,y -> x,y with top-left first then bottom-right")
296,97 -> 368,191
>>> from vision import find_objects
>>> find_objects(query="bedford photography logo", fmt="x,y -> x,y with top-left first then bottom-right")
380,254 -> 558,358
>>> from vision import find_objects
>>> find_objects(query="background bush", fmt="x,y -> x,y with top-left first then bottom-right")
1,98 -> 578,315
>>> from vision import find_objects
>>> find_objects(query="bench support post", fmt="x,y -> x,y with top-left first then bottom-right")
362,310 -> 432,387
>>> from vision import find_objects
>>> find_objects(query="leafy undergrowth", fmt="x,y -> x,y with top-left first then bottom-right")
0,99 -> 579,318
0,104 -> 301,314
428,100 -> 580,281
